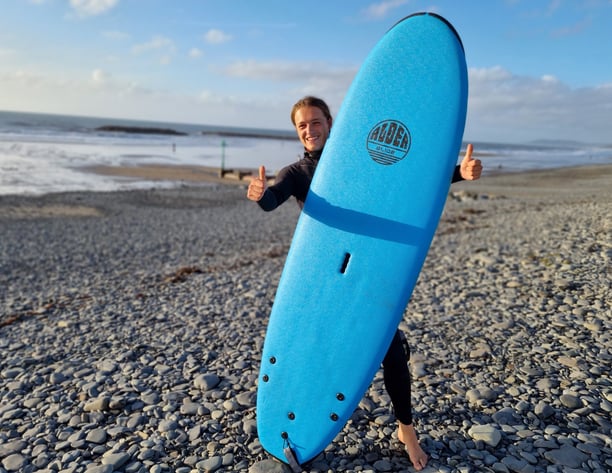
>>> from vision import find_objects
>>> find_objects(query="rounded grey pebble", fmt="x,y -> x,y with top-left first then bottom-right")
197,456 -> 223,472
194,373 -> 221,391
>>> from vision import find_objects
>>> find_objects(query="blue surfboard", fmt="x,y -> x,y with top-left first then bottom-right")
257,12 -> 468,467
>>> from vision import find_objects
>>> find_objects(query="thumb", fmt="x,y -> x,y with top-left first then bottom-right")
258,165 -> 266,181
464,143 -> 474,162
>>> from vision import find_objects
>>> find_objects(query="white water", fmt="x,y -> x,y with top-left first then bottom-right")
1,111 -> 610,196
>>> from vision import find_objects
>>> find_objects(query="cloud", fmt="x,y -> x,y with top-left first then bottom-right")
204,29 -> 233,45
223,60 -> 356,84
546,0 -> 562,16
103,30 -> 130,41
466,66 -> 612,142
0,48 -> 17,58
70,0 -> 119,17
0,70 -> 45,89
224,60 -> 309,82
130,36 -> 177,64
2,60 -> 610,144
189,48 -> 203,58
550,16 -> 592,38
0,67 -> 162,120
469,66 -> 513,82
132,36 -> 175,54
130,36 -> 176,66
215,59 -> 358,115
91,69 -> 112,87
361,0 -> 411,20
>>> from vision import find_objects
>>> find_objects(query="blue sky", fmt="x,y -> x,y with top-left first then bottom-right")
1,0 -> 611,144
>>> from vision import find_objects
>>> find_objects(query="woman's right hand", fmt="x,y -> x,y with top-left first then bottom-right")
246,165 -> 267,201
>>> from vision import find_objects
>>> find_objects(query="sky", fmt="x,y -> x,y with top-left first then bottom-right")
1,0 -> 611,144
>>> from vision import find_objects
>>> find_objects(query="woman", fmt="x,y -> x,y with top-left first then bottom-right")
248,96 -> 482,470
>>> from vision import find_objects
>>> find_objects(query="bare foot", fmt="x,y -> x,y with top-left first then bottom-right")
397,422 -> 428,471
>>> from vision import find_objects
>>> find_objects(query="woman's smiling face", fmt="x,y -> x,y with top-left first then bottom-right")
293,105 -> 332,152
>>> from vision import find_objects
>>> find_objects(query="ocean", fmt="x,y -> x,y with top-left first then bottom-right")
1,110 -> 610,196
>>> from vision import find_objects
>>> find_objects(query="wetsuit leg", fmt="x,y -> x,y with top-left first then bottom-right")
382,330 -> 413,425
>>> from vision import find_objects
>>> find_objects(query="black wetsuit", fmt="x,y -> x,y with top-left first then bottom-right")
257,150 -> 464,425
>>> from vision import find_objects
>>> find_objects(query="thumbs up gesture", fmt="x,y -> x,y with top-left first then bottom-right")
247,165 -> 268,201
459,144 -> 482,181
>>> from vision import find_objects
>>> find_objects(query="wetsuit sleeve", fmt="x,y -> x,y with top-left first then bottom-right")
451,164 -> 463,183
256,165 -> 297,212
257,189 -> 280,211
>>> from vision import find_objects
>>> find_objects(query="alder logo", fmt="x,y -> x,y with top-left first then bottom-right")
366,120 -> 411,165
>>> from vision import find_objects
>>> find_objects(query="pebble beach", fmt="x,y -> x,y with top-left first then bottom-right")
0,164 -> 610,473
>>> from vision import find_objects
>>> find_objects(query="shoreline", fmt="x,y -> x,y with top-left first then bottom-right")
87,164 -> 258,186
86,161 -> 612,190
0,163 -> 609,220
